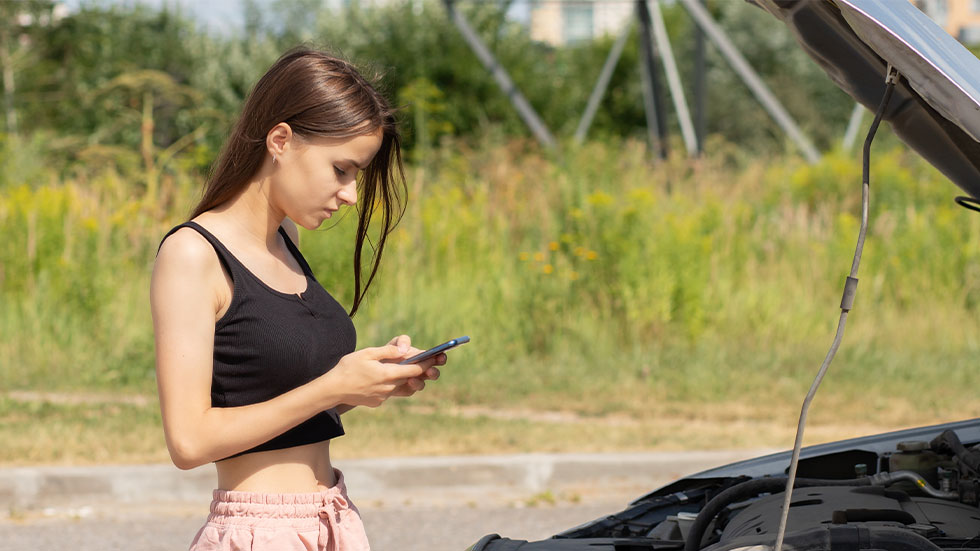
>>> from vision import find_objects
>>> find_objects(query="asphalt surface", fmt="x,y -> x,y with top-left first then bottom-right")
0,501 -> 625,550
0,450 -> 774,551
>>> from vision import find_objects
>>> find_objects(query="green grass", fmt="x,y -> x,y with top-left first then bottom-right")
4,392 -> 964,466
0,397 -> 165,465
2,136 -> 980,464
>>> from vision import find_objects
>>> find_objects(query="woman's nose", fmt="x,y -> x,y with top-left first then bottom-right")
338,182 -> 357,206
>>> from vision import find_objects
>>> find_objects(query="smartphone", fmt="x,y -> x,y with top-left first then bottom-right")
398,336 -> 470,365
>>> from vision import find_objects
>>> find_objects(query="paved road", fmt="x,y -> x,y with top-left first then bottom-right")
0,450 -> 774,550
0,498 -> 628,551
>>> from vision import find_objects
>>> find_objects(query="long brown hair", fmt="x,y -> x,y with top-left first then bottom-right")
191,47 -> 406,316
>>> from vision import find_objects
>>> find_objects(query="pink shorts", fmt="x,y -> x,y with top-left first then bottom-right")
188,469 -> 370,551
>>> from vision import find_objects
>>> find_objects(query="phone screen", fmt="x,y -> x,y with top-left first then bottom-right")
398,336 -> 470,365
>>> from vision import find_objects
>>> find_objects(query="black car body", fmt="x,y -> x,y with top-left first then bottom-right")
470,0 -> 980,549
469,419 -> 980,550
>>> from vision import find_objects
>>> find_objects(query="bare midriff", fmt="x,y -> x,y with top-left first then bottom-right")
215,440 -> 337,493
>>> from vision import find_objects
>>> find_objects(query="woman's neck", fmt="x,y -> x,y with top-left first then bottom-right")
208,178 -> 284,251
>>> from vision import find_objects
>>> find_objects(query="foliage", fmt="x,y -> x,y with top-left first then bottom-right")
4,135 -> 980,431
3,0 -> 980,459
10,0 -> 865,168
23,5 -> 203,147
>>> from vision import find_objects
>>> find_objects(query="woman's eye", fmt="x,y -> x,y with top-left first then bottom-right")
334,166 -> 346,177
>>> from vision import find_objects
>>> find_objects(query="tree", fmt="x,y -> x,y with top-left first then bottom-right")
20,4 -> 207,166
86,69 -> 204,196
0,0 -> 57,134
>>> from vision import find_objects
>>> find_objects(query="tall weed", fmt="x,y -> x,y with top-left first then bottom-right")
2,137 -> 978,424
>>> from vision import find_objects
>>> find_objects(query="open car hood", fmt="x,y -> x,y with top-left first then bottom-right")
750,0 -> 980,198
646,417 -> 980,497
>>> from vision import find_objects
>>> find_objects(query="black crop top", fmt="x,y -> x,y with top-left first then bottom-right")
159,221 -> 356,459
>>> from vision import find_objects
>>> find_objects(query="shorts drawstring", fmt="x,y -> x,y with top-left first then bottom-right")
318,488 -> 361,550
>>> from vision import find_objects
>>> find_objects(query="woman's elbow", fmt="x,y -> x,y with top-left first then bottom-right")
167,437 -> 210,470
171,454 -> 207,471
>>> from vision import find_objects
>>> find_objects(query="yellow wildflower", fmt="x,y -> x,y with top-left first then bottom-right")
542,264 -> 554,274
586,191 -> 614,206
586,250 -> 598,260
548,241 -> 559,251
534,252 -> 545,262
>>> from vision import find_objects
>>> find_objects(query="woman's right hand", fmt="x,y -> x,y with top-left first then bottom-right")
324,343 -> 429,407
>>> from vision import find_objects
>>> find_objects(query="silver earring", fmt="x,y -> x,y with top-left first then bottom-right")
272,154 -> 277,165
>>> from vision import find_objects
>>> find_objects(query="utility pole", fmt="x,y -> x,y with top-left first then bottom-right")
648,0 -> 697,156
693,0 -> 707,155
636,0 -> 668,160
841,103 -> 864,151
413,0 -> 429,161
678,0 -> 820,163
575,21 -> 632,144
442,0 -> 556,149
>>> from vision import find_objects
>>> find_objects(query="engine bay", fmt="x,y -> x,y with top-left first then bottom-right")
473,427 -> 980,550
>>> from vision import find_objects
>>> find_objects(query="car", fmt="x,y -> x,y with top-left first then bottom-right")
468,418 -> 980,550
467,1 -> 980,549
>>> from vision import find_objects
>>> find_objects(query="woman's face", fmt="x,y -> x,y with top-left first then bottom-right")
271,128 -> 384,230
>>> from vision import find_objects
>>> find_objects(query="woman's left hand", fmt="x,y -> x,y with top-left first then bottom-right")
387,335 -> 443,397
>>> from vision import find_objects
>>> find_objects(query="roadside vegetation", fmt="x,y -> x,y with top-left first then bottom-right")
4,137 -> 980,465
1,1 -> 978,464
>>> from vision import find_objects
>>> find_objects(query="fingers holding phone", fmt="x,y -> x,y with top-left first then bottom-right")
384,334 -> 444,376
330,335 -> 466,405
387,334 -> 412,356
329,345 -> 431,407
390,335 -> 469,396
398,336 -> 469,366
399,335 -> 469,380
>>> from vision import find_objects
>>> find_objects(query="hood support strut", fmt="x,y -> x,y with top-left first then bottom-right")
772,65 -> 901,551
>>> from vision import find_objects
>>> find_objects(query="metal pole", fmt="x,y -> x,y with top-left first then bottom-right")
574,20 -> 632,144
414,0 -> 429,160
648,0 -> 697,155
0,24 -> 16,134
677,0 -> 821,163
841,102 -> 864,151
693,0 -> 706,154
443,0 -> 556,149
636,0 -> 668,160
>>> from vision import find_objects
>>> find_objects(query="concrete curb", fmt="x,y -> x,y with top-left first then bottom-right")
0,449 -> 776,512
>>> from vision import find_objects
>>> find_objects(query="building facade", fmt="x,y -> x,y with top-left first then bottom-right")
528,0 -> 980,46
529,0 -> 634,45
911,0 -> 980,43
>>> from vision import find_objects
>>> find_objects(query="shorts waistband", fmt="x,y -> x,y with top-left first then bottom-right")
206,469 -> 353,527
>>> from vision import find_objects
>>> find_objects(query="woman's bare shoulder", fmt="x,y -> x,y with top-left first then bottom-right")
152,227 -> 226,299
151,226 -> 226,320
155,226 -> 218,271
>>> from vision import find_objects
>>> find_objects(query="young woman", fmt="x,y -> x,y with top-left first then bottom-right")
151,48 -> 443,551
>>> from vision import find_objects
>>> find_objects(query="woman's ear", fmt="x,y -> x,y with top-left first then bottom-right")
266,123 -> 294,161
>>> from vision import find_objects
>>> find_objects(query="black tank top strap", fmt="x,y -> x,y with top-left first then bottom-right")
157,221 -> 245,283
278,226 -> 316,278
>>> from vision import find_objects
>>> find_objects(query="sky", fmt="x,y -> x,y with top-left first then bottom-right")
58,0 -> 534,35
60,0 -> 248,34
